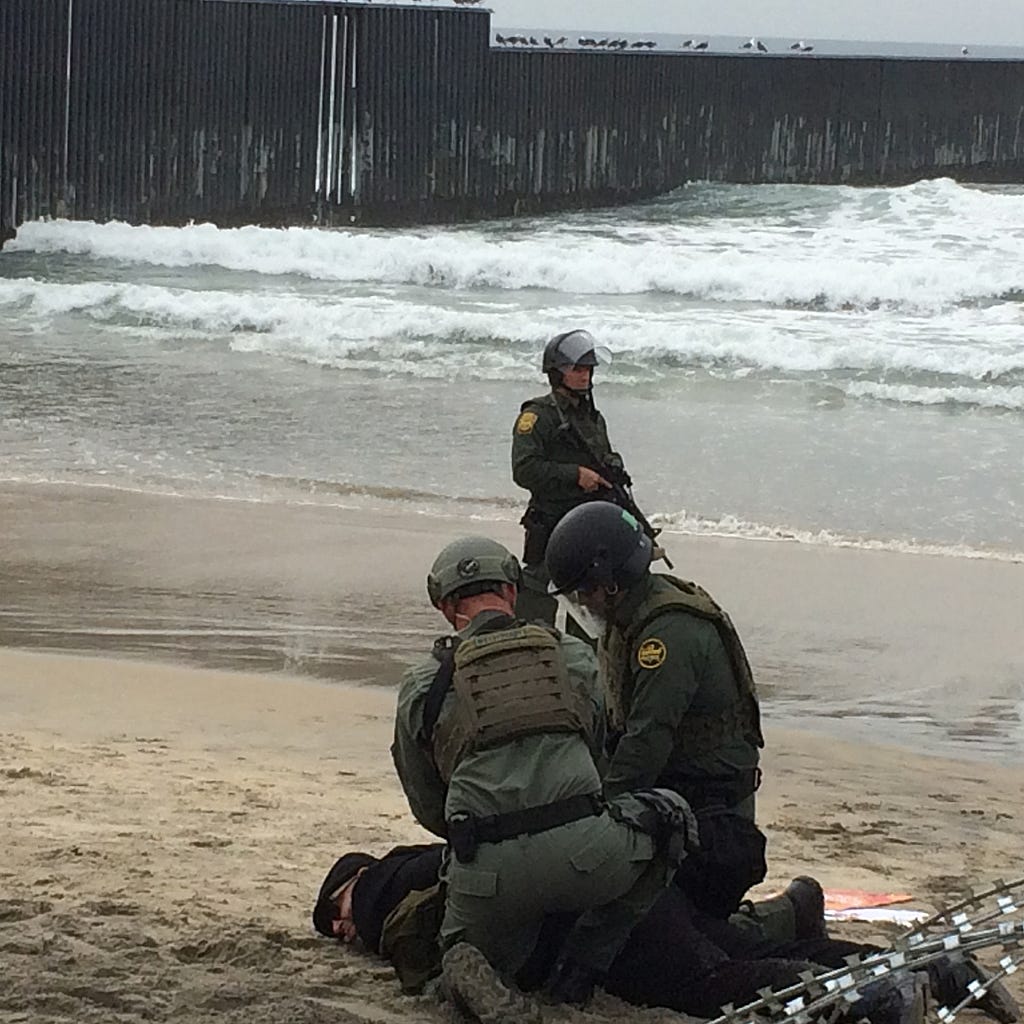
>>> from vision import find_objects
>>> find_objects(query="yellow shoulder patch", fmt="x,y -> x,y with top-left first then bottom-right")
516,411 -> 538,435
637,638 -> 667,669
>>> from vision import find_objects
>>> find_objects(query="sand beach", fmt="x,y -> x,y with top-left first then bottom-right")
1,480 -> 1023,1023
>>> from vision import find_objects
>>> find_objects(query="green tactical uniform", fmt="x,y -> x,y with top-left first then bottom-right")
602,574 -> 763,816
511,390 -> 615,624
600,572 -> 768,923
391,609 -> 671,980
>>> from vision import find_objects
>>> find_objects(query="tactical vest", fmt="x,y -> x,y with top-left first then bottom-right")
605,576 -> 764,756
430,622 -> 589,783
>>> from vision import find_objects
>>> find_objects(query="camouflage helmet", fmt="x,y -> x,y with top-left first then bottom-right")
541,329 -> 612,373
426,536 -> 521,607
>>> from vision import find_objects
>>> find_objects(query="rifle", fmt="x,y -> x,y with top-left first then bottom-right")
557,412 -> 673,570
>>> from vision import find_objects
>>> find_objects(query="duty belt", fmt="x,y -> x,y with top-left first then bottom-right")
447,792 -> 603,864
669,767 -> 762,811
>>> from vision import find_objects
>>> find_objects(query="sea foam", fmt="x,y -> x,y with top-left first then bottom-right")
10,179 -> 1024,312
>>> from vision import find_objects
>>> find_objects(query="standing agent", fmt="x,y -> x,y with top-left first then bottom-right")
512,329 -> 662,630
544,501 -> 767,927
390,536 -> 691,1008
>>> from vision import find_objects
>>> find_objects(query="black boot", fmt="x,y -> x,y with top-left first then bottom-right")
785,875 -> 830,940
925,954 -> 1020,1024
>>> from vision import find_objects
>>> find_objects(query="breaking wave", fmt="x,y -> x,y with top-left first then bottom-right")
2,276 -> 1021,406
9,178 -> 1024,312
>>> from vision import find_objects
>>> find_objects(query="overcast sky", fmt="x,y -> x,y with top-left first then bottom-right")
491,0 -> 1024,47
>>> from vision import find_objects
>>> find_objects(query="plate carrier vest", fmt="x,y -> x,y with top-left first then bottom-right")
606,576 -> 764,755
426,619 -> 588,783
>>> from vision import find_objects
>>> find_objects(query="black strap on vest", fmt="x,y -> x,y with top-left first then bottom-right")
422,647 -> 456,750
421,614 -> 519,748
448,792 -> 604,863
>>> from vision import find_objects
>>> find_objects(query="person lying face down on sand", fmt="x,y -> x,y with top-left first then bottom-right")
311,843 -> 1021,1024
311,845 -> 442,954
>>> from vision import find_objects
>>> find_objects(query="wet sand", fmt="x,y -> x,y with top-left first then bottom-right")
2,479 -> 1023,1023
2,480 -> 1022,762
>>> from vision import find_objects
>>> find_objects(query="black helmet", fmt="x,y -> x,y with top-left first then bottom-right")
541,329 -> 612,373
546,502 -> 652,594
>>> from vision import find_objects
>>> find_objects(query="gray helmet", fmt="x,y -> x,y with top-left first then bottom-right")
541,329 -> 612,373
426,536 -> 521,607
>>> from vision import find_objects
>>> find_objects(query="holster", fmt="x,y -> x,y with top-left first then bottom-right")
520,505 -> 554,566
674,803 -> 768,918
447,814 -> 479,864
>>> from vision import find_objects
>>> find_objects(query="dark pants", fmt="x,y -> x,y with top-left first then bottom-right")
342,844 -> 883,1019
604,887 -> 821,1016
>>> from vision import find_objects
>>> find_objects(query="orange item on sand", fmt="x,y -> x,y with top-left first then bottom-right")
824,889 -> 913,912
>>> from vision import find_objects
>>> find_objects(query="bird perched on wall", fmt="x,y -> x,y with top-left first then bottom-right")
681,39 -> 692,48
961,45 -> 970,55
790,40 -> 813,52
692,40 -> 708,50
495,32 -> 507,44
757,39 -> 768,52
742,37 -> 768,52
554,36 -> 566,46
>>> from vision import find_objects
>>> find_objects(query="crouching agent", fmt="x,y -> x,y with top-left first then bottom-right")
544,502 -> 768,924
390,536 -> 695,1006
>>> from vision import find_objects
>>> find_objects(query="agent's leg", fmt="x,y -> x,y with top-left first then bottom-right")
440,859 -> 543,981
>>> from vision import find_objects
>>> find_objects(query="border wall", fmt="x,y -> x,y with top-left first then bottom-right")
3,0 -> 1024,245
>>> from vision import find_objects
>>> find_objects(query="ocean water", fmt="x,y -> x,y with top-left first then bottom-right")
2,178 -> 1023,559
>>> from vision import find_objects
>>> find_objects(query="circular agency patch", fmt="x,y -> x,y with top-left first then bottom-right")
516,411 -> 538,434
637,638 -> 667,669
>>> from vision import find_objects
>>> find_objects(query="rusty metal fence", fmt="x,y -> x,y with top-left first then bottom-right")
2,0 -> 1023,244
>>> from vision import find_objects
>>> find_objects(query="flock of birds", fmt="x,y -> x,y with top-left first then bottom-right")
495,35 -> 661,48
493,35 -> 817,53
